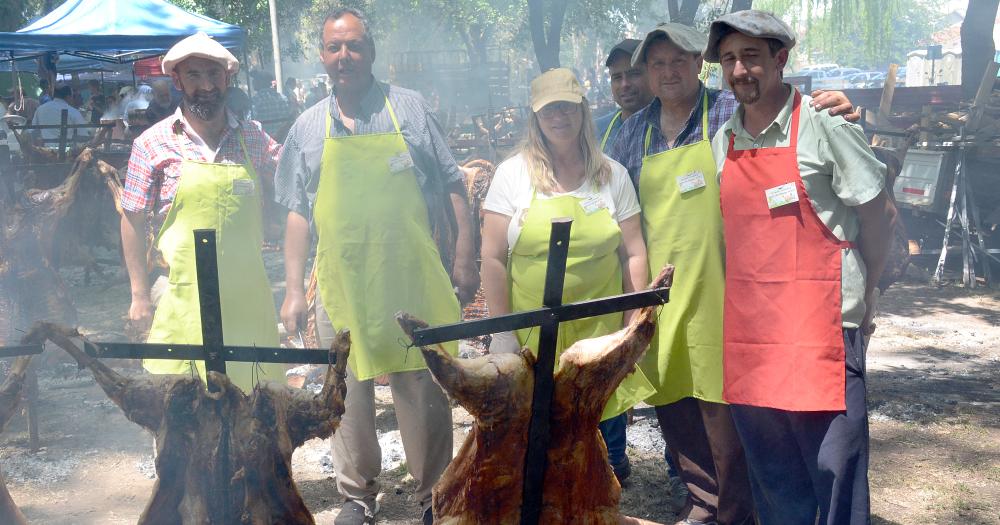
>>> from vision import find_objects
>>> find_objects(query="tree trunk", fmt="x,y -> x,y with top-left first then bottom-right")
961,0 -> 1000,99
675,0 -> 701,26
666,0 -> 680,22
528,0 -> 568,72
730,0 -> 753,12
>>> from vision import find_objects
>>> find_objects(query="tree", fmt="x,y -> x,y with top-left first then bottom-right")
528,0 -> 569,71
666,0 -> 702,25
960,0 -> 1000,99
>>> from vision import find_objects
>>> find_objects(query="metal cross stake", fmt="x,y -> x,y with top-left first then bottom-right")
410,218 -> 670,525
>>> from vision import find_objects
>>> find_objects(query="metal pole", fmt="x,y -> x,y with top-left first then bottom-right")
520,218 -> 572,525
193,229 -> 227,386
268,0 -> 283,95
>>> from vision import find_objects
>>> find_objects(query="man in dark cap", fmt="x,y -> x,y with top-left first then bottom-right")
707,10 -> 894,524
595,39 -> 654,154
610,20 -> 860,525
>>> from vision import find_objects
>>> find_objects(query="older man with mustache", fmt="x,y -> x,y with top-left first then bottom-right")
120,32 -> 287,391
708,11 -> 893,524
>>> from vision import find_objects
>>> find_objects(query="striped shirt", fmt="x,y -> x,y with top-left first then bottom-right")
609,84 -> 738,189
273,79 -> 464,223
122,107 -> 281,218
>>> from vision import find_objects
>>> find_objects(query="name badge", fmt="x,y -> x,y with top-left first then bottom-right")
765,182 -> 799,209
676,171 -> 706,193
388,151 -> 415,173
232,179 -> 255,196
580,194 -> 608,215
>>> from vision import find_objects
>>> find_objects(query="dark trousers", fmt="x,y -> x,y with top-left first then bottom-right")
655,398 -> 755,525
599,412 -> 628,465
730,329 -> 870,525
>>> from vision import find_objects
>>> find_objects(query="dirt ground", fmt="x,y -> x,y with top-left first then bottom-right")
1,256 -> 998,524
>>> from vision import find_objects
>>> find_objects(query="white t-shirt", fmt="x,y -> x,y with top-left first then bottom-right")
483,152 -> 641,250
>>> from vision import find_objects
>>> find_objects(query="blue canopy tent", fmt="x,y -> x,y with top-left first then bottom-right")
0,0 -> 245,63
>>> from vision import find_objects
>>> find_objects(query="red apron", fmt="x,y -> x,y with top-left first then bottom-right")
719,90 -> 851,412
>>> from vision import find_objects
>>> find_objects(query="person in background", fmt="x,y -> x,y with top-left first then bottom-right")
707,11 -> 894,524
595,39 -> 654,154
276,8 -> 478,525
120,32 -> 286,393
284,77 -> 303,113
305,81 -> 329,108
251,72 -> 292,139
31,84 -> 90,144
145,79 -> 178,124
38,78 -> 52,104
481,68 -> 655,487
7,87 -> 40,122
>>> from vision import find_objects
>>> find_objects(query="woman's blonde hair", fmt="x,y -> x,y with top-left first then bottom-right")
519,98 -> 612,194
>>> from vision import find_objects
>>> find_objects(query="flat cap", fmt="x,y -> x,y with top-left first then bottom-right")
704,10 -> 795,63
605,39 -> 641,67
162,32 -> 239,76
632,23 -> 707,66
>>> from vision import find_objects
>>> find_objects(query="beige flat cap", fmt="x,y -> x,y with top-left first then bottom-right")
162,32 -> 239,76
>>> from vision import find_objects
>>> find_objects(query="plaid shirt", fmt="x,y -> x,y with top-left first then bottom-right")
609,84 -> 738,189
122,108 -> 281,219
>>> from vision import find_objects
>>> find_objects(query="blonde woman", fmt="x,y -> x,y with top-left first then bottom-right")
481,68 -> 654,483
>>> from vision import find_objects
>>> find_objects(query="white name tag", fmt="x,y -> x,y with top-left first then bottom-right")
388,151 -> 415,173
580,194 -> 608,215
232,179 -> 255,196
765,182 -> 799,209
676,171 -> 706,194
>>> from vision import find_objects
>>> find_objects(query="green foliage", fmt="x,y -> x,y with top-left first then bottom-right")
755,0 -> 947,69
0,0 -> 44,32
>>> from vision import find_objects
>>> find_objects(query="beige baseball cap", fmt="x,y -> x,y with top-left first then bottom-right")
162,32 -> 239,76
530,68 -> 584,113
632,22 -> 708,66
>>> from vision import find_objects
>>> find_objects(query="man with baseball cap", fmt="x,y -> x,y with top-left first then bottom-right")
120,32 -> 287,391
595,39 -> 654,154
707,10 -> 893,524
609,21 -> 859,525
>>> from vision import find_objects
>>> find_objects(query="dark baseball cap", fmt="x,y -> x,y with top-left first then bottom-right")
705,10 -> 795,63
605,39 -> 641,67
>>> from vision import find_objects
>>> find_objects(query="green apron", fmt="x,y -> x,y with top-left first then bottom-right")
599,110 -> 622,151
638,90 -> 726,405
313,94 -> 460,380
145,133 -> 286,392
510,191 -> 655,421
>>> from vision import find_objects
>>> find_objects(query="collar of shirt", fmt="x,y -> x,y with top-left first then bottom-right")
643,82 -> 707,146
326,77 -> 386,133
727,84 -> 796,143
169,106 -> 241,161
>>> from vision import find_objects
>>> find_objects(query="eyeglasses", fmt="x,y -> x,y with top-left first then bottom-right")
537,101 -> 579,119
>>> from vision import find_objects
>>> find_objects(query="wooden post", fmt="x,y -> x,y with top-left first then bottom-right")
25,364 -> 39,452
57,109 -> 68,162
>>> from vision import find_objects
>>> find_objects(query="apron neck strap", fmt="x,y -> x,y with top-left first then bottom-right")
700,89 -> 709,141
236,129 -> 258,181
324,82 -> 402,138
600,110 -> 621,150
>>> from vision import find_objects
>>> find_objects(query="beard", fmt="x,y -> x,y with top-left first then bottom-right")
184,89 -> 224,121
731,78 -> 761,104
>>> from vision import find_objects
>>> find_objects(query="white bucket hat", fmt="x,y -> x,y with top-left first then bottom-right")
162,32 -> 239,76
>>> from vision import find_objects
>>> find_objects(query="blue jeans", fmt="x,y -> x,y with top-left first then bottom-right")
598,413 -> 628,465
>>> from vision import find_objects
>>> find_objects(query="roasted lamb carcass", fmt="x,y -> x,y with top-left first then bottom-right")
0,355 -> 32,525
23,322 -> 350,525
397,265 -> 674,525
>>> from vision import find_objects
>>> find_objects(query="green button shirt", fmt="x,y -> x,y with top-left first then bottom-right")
712,87 -> 886,328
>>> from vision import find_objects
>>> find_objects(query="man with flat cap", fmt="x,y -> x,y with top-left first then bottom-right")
121,32 -> 287,391
707,10 -> 894,524
610,21 -> 859,525
595,39 -> 654,155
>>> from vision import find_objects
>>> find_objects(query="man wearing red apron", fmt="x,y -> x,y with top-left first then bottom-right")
707,11 -> 895,525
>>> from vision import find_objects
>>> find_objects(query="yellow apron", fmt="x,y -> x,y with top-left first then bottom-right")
313,95 -> 460,380
145,134 -> 286,392
510,191 -> 655,421
637,90 -> 726,406
599,110 -> 622,151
